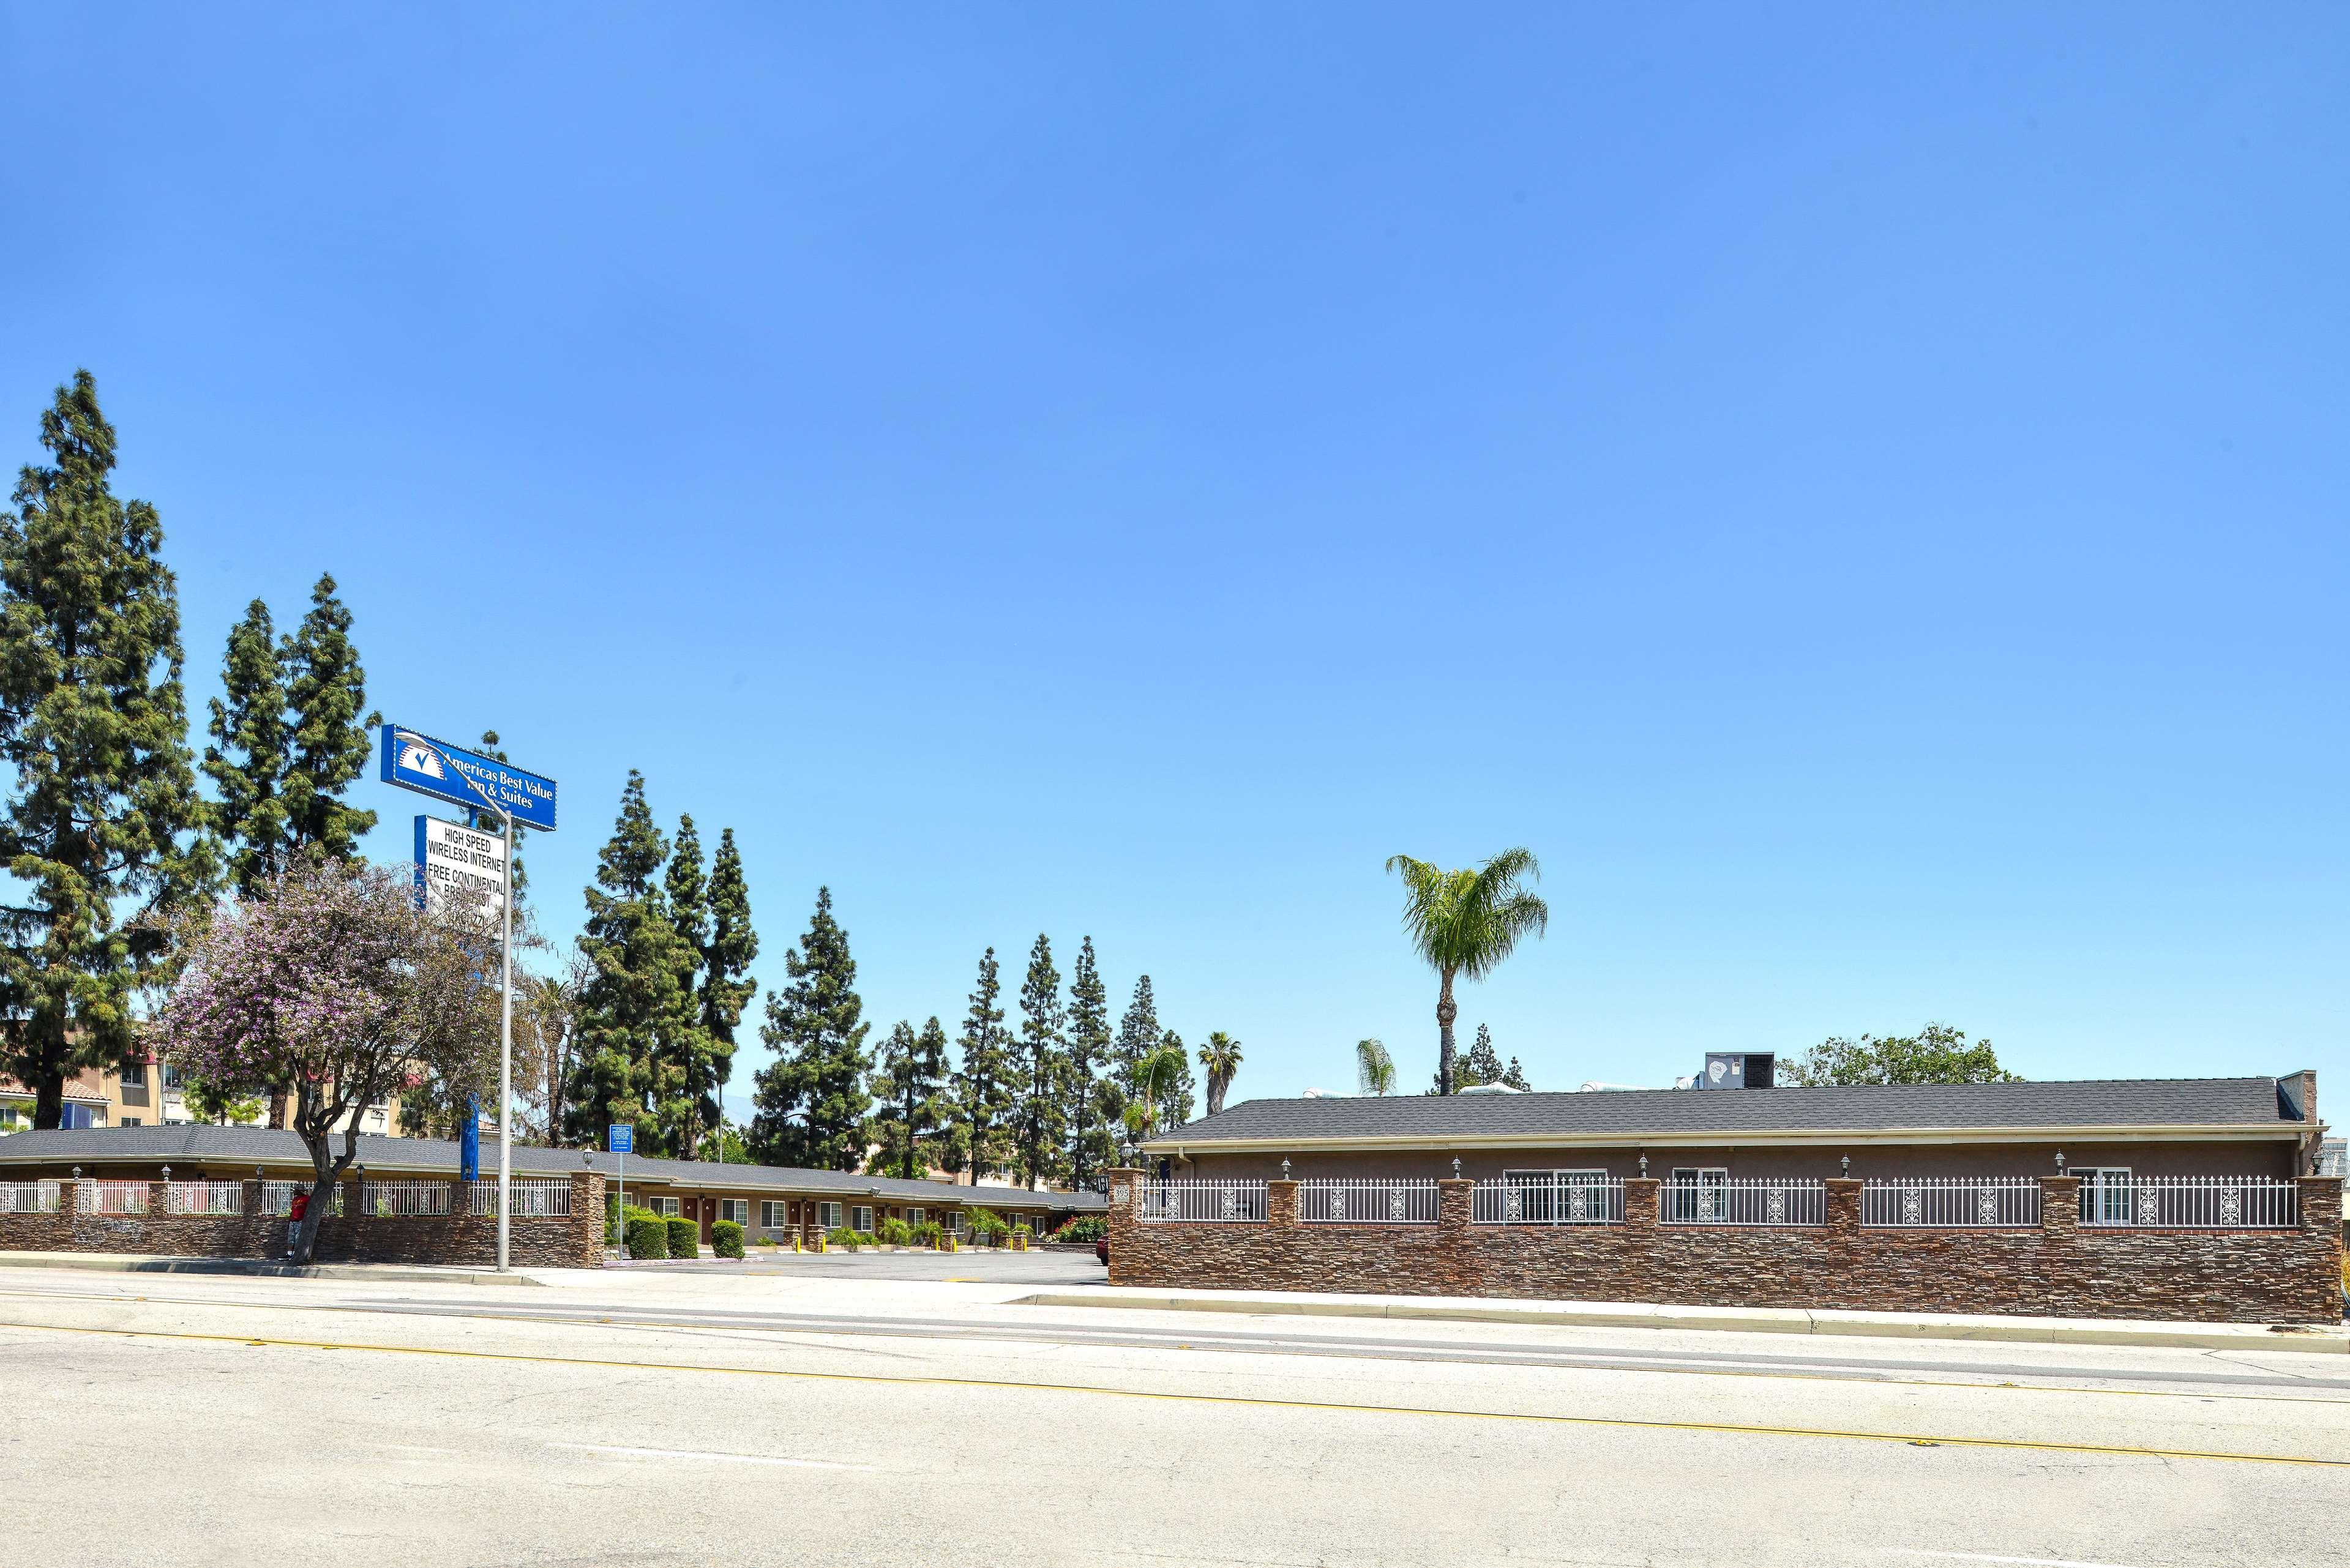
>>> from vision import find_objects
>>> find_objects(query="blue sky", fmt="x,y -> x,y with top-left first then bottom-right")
3,7 -> 2343,1122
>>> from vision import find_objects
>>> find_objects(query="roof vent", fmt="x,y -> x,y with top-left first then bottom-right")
1700,1052 -> 1775,1090
1457,1083 -> 1525,1096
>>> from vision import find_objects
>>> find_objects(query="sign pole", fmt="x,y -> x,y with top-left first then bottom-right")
497,807 -> 512,1274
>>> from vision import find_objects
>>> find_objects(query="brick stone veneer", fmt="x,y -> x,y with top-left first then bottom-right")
0,1172 -> 607,1269
1103,1171 -> 2346,1325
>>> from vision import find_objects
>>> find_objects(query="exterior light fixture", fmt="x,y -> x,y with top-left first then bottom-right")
1451,1157 -> 1462,1179
2054,1151 -> 2065,1174
1839,1155 -> 1849,1177
1637,1153 -> 1648,1178
1281,1158 -> 1292,1181
161,1165 -> 171,1182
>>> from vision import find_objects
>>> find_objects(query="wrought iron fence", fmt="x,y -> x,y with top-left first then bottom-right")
1132,1179 -> 1267,1223
1658,1178 -> 1825,1227
2078,1176 -> 2297,1230
261,1181 -> 343,1218
359,1180 -> 452,1218
468,1179 -> 572,1217
1471,1176 -> 1625,1225
1297,1178 -> 1440,1225
1862,1178 -> 2040,1228
165,1180 -> 245,1216
0,1180 -> 61,1214
77,1180 -> 150,1215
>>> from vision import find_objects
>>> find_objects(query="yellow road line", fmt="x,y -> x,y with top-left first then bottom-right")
2,1317 -> 2344,1470
4,1283 -> 2347,1409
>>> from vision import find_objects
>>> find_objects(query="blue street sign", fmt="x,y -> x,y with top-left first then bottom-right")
608,1125 -> 633,1155
378,725 -> 558,832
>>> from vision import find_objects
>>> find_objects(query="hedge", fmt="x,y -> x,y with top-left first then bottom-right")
711,1219 -> 744,1259
624,1214 -> 668,1260
665,1216 -> 700,1258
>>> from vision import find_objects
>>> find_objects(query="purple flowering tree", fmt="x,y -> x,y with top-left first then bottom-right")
154,860 -> 501,1263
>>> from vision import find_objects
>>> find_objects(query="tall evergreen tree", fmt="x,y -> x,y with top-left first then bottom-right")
562,772 -> 686,1149
691,827 -> 758,1154
0,372 -> 212,1127
747,887 -> 870,1170
869,1016 -> 948,1179
657,814 -> 712,1154
945,947 -> 1014,1184
1063,935 -> 1112,1188
470,730 -> 529,906
1012,933 -> 1066,1189
201,599 -> 290,897
1102,973 -> 1160,1157
1156,1027 -> 1197,1130
279,573 -> 379,861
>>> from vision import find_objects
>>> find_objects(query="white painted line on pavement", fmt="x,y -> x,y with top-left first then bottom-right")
545,1441 -> 877,1472
1890,1551 -> 2144,1568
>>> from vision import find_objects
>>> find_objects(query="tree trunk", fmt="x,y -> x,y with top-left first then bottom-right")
32,1074 -> 62,1131
1436,971 -> 1459,1096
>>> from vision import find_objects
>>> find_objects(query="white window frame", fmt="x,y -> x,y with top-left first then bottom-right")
653,1197 -> 681,1218
119,1062 -> 147,1089
1667,1167 -> 1730,1222
851,1205 -> 874,1233
906,1207 -> 924,1226
818,1201 -> 842,1230
760,1201 -> 788,1229
719,1199 -> 747,1225
2076,1167 -> 2132,1226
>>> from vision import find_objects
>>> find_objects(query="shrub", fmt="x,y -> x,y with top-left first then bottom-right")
916,1220 -> 943,1248
877,1217 -> 913,1246
624,1214 -> 668,1260
826,1226 -> 866,1252
1052,1216 -> 1106,1244
711,1219 -> 744,1259
966,1206 -> 1010,1240
665,1216 -> 700,1258
754,1234 -> 776,1248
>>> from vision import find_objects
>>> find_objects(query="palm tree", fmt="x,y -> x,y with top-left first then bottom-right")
1385,848 -> 1549,1096
1355,1037 -> 1395,1096
1121,1044 -> 1187,1169
1197,1032 -> 1243,1116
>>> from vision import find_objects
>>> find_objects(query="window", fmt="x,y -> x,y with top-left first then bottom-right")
119,1116 -> 143,1127
1503,1169 -> 1609,1222
851,1206 -> 874,1233
760,1201 -> 788,1229
59,1104 -> 103,1130
119,1062 -> 147,1089
2076,1168 -> 2132,1225
906,1207 -> 924,1227
161,1064 -> 185,1091
653,1197 -> 681,1218
1667,1168 -> 1729,1222
818,1202 -> 842,1230
719,1199 -> 747,1225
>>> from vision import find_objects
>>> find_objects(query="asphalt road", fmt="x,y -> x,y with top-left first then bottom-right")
1,1264 -> 2342,1567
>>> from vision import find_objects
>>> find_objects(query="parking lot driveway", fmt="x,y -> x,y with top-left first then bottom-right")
629,1246 -> 1106,1285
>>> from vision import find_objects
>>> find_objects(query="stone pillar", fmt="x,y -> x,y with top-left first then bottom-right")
1622,1176 -> 1660,1235
149,1178 -> 170,1219
564,1171 -> 606,1267
1104,1167 -> 1141,1285
1267,1180 -> 1300,1228
1825,1178 -> 1863,1242
2041,1175 -> 2079,1236
2297,1175 -> 2342,1236
1437,1178 -> 1473,1230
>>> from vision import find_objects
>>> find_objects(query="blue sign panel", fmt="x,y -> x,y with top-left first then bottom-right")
608,1125 -> 633,1155
462,1099 -> 481,1182
378,725 -> 558,832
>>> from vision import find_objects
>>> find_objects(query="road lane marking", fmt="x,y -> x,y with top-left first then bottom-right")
1890,1554 -> 2144,1568
547,1442 -> 875,1471
1,1318 -> 2344,1471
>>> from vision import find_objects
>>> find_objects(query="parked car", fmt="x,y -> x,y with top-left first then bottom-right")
1096,1236 -> 1108,1266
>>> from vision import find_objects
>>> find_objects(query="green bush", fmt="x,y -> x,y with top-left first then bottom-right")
826,1226 -> 875,1252
665,1216 -> 700,1258
711,1219 -> 744,1258
916,1220 -> 944,1248
1052,1215 -> 1106,1244
624,1214 -> 669,1260
966,1206 -> 1010,1240
754,1234 -> 776,1248
877,1217 -> 913,1246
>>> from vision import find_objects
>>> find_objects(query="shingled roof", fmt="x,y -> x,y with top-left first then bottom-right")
1148,1077 -> 2303,1148
0,1126 -> 1107,1212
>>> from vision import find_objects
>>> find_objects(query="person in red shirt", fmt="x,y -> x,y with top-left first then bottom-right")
285,1189 -> 309,1261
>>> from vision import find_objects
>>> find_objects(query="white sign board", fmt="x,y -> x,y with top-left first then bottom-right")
415,815 -> 506,919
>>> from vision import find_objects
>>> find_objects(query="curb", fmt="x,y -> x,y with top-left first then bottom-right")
1017,1288 -> 2349,1353
0,1252 -> 544,1287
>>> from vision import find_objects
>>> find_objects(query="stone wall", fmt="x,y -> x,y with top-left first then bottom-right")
0,1173 -> 606,1270
1103,1171 -> 2345,1324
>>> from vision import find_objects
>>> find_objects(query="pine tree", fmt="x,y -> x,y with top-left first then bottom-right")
1156,1026 -> 1197,1130
1453,1023 -> 1532,1091
869,1016 -> 948,1179
201,600 -> 291,897
1012,933 -> 1066,1189
562,772 -> 686,1149
279,573 -> 379,861
747,887 -> 871,1170
1063,935 -> 1112,1189
945,947 -> 1014,1184
470,731 -> 530,906
657,814 -> 712,1155
1102,973 -> 1159,1159
0,372 -> 213,1127
692,827 -> 758,1154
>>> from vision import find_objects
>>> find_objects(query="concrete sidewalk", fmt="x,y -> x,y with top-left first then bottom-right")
1023,1285 -> 2350,1353
0,1251 -> 541,1286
